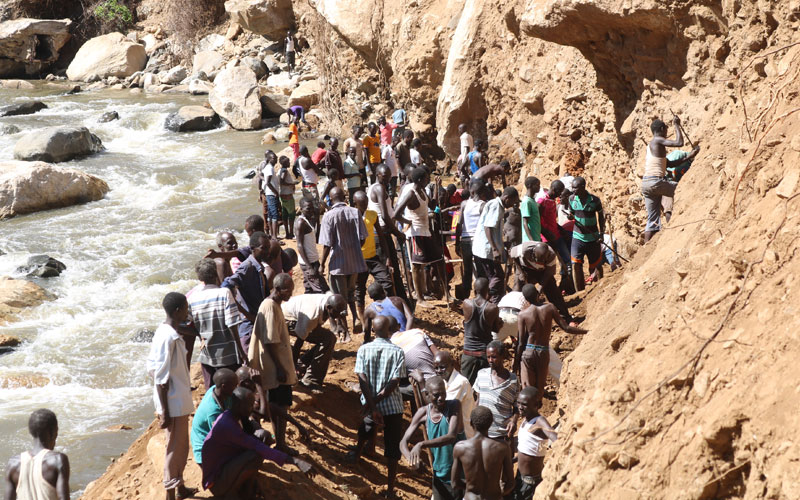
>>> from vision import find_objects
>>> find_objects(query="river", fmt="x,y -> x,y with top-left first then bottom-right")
0,83 -> 307,496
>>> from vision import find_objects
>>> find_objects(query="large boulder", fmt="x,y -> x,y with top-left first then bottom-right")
209,66 -> 262,130
13,126 -> 103,163
224,0 -> 294,39
0,101 -> 47,117
66,33 -> 147,82
164,105 -> 221,132
242,56 -> 267,80
0,18 -> 72,77
188,78 -> 214,95
288,80 -> 321,108
0,161 -> 109,220
0,276 -> 55,324
192,50 -> 225,76
160,65 -> 187,85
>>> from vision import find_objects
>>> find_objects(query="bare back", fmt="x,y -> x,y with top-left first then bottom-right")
518,303 -> 559,347
453,435 -> 511,500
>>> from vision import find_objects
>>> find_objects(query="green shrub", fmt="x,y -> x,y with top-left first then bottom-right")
93,0 -> 133,29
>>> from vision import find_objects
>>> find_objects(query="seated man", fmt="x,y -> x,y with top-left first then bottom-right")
236,366 -> 309,442
201,387 -> 313,499
363,282 -> 413,343
190,369 -> 238,467
400,376 -> 465,500
389,318 -> 438,405
281,292 -> 347,389
5,409 -> 70,500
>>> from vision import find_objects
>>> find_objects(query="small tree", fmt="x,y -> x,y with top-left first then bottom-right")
93,0 -> 133,31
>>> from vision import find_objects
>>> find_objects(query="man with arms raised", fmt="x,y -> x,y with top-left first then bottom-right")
451,406 -> 513,500
5,409 -> 70,500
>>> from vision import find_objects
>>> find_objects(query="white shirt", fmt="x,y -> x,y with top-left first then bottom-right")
446,370 -> 475,437
460,132 -> 474,156
382,144 -> 398,177
286,37 -> 295,52
147,324 -> 193,417
498,291 -> 527,311
472,197 -> 504,260
410,148 -> 421,166
281,292 -> 332,340
262,162 -> 280,195
298,157 -> 318,184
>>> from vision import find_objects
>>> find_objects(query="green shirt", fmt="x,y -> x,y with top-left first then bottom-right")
343,157 -> 362,189
519,196 -> 541,242
190,386 -> 232,464
568,193 -> 603,242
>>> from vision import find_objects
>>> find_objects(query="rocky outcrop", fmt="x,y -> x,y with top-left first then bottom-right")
0,101 -> 47,117
0,276 -> 55,324
164,105 -> 221,132
0,160 -> 109,220
288,79 -> 321,108
160,65 -> 187,85
0,18 -> 72,77
224,0 -> 294,39
260,93 -> 286,117
209,65 -> 262,130
66,33 -> 147,82
13,126 -> 103,162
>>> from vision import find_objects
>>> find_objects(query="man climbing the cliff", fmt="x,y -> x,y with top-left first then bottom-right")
5,409 -> 70,500
284,30 -> 298,73
641,117 -> 700,243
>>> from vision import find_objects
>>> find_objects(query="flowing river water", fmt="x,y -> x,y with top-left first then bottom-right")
0,83 -> 312,496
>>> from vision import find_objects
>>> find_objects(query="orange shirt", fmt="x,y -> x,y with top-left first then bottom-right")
289,123 -> 299,144
363,134 -> 382,164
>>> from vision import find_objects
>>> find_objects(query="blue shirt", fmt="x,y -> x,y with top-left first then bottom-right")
221,254 -> 266,336
190,386 -> 232,464
354,337 -> 406,416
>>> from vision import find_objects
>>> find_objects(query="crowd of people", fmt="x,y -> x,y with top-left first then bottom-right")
5,108 -> 698,500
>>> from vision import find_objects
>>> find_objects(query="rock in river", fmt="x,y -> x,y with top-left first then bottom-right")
15,255 -> 66,278
164,106 -> 221,132
210,66 -> 262,130
0,101 -> 47,117
0,160 -> 109,220
13,126 -> 103,162
0,276 -> 55,324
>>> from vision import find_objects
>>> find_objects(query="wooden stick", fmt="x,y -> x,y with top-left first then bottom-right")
411,379 -> 434,464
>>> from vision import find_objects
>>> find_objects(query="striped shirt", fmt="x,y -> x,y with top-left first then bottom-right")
319,202 -> 368,275
355,337 -> 407,416
473,368 -> 519,439
188,286 -> 243,367
568,193 -> 603,242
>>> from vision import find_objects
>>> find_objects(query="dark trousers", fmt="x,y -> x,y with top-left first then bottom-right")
473,256 -> 504,304
459,239 -> 474,296
382,233 -> 410,305
356,256 -> 394,305
358,412 -> 403,460
433,476 -> 463,500
515,266 -> 571,321
294,326 -> 336,386
299,261 -> 330,293
461,353 -> 489,385
547,236 -> 573,287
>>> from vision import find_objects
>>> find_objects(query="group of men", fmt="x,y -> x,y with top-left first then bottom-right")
3,111 -> 698,500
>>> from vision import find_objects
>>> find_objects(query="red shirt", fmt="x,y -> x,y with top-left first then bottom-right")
380,123 -> 398,145
536,191 -> 560,242
311,148 -> 326,165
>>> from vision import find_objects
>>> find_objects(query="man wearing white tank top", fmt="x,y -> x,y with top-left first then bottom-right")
641,117 -> 700,243
5,409 -> 70,500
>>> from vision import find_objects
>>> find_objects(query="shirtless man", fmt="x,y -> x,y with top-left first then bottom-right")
513,285 -> 587,400
5,409 -> 70,500
461,278 -> 503,384
364,282 -> 413,343
641,117 -> 699,242
473,161 -> 509,189
451,406 -> 513,500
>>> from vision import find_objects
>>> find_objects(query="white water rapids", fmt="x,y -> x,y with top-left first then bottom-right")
0,84 -> 298,496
